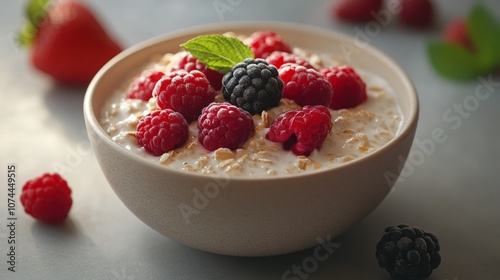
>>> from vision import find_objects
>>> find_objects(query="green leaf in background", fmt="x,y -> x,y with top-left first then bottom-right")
181,34 -> 254,73
467,4 -> 500,68
427,41 -> 486,81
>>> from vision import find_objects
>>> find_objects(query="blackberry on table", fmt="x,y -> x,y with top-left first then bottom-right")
222,58 -> 283,115
376,224 -> 441,280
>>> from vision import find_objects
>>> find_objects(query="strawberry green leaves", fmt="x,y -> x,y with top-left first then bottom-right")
427,4 -> 500,81
181,34 -> 254,73
18,0 -> 51,46
26,0 -> 50,27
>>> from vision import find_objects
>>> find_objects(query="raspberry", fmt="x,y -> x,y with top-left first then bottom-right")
20,173 -> 72,224
333,0 -> 384,22
278,63 -> 332,107
136,109 -> 189,156
399,0 -> 435,28
171,52 -> 224,90
222,58 -> 283,115
266,51 -> 315,69
376,224 -> 441,280
320,65 -> 367,110
244,31 -> 292,59
153,70 -> 215,123
198,102 -> 254,151
266,105 -> 332,156
126,69 -> 165,101
443,18 -> 473,50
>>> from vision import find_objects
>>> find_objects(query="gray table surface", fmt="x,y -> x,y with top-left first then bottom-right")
1,0 -> 499,279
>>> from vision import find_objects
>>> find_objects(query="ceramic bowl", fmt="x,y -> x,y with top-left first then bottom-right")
83,22 -> 418,256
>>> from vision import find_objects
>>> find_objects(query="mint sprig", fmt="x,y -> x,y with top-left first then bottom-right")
180,34 -> 254,73
427,3 -> 500,81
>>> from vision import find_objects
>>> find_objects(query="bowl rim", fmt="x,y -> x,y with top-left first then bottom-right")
84,20 -> 419,181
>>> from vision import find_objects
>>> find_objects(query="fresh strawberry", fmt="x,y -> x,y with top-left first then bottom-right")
19,0 -> 122,85
333,0 -> 384,22
443,18 -> 473,50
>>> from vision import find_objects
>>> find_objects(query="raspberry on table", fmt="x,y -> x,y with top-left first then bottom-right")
320,65 -> 367,110
266,105 -> 332,156
153,70 -> 215,123
376,224 -> 442,280
198,102 -> 254,151
266,51 -> 315,70
126,69 -> 165,101
333,0 -> 384,22
278,63 -> 333,107
222,58 -> 283,115
443,18 -> 473,50
244,30 -> 293,59
171,52 -> 224,90
136,109 -> 189,156
399,0 -> 435,28
20,173 -> 72,224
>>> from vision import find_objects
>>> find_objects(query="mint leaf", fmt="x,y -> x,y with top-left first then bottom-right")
181,34 -> 254,73
467,4 -> 500,67
427,41 -> 487,80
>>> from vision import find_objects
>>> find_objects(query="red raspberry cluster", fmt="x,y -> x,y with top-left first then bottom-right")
129,30 -> 369,158
246,31 -> 368,155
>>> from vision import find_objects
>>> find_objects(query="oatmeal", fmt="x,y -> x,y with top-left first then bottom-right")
100,34 -> 403,176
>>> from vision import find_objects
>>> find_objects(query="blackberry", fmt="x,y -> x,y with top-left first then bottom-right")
376,224 -> 441,280
222,58 -> 283,115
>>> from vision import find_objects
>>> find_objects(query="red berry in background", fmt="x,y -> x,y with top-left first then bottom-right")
126,70 -> 165,101
266,105 -> 332,156
278,63 -> 333,107
266,51 -> 316,69
399,0 -> 435,28
171,52 -> 224,90
20,173 -> 72,224
136,109 -> 189,156
20,0 -> 123,85
198,102 -> 254,151
244,31 -> 293,59
320,66 -> 367,110
443,18 -> 473,50
333,0 -> 384,22
153,70 -> 216,123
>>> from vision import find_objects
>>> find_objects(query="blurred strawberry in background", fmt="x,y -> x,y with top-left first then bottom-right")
399,0 -> 435,28
18,0 -> 122,86
332,0 -> 384,22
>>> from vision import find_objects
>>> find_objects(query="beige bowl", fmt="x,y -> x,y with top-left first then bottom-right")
83,22 -> 418,256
